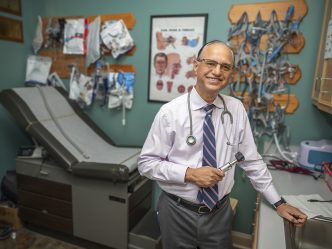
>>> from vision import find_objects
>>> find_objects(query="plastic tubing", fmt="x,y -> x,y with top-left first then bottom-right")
273,133 -> 294,163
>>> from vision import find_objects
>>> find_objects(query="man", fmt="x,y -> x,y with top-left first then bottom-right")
153,52 -> 168,77
138,40 -> 307,249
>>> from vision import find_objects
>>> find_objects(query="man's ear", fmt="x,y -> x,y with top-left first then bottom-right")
193,59 -> 199,72
230,66 -> 239,77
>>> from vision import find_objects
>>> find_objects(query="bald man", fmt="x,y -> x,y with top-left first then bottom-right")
138,40 -> 306,249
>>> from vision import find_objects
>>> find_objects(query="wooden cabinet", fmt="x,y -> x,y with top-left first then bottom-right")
312,0 -> 332,114
17,173 -> 74,235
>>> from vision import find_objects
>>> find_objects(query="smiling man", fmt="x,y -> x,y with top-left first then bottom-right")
138,40 -> 307,249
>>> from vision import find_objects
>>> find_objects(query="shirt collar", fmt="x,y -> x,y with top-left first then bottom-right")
190,87 -> 224,111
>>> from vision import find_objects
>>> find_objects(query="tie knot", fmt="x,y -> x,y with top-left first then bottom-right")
204,104 -> 215,114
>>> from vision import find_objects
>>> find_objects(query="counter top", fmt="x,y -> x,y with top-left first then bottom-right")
257,170 -> 332,249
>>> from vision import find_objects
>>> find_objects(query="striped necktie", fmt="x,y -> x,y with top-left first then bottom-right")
197,104 -> 219,210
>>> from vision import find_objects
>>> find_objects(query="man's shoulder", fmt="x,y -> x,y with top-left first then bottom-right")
221,94 -> 243,106
161,93 -> 187,111
220,94 -> 247,114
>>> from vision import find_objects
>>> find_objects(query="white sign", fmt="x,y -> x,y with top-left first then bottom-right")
148,15 -> 207,102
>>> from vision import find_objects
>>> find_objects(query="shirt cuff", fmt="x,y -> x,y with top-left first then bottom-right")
261,183 -> 281,205
168,163 -> 188,184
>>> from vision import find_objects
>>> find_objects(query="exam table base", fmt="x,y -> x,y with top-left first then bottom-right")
16,158 -> 161,249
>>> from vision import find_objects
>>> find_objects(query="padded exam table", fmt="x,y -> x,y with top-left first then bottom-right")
0,86 -> 161,249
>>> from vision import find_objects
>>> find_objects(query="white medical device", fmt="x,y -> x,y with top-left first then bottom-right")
298,139 -> 332,171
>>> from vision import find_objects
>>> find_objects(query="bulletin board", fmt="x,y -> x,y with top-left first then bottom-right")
38,12 -> 136,78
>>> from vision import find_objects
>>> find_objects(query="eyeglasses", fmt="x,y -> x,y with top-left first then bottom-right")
197,58 -> 233,72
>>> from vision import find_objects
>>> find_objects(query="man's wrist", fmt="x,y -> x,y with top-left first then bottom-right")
273,197 -> 287,209
184,167 -> 193,182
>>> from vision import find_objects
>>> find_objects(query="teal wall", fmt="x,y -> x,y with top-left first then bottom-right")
0,0 -> 331,234
0,0 -> 44,179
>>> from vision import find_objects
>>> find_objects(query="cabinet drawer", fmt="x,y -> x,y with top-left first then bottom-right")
129,193 -> 152,231
19,206 -> 73,235
18,189 -> 72,218
17,174 -> 71,201
129,178 -> 152,211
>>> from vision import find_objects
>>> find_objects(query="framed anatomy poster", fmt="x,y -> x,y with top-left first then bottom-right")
148,14 -> 208,102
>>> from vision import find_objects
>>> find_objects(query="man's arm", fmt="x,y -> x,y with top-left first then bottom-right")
137,108 -> 188,184
236,103 -> 307,226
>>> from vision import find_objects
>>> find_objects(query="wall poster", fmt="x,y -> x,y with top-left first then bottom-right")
148,14 -> 208,102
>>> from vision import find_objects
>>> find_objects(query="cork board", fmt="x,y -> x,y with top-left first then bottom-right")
38,12 -> 136,78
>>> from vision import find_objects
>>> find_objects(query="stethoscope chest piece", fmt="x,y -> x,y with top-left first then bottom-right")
186,135 -> 196,146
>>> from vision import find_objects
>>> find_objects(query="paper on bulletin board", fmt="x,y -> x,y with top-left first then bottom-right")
324,20 -> 332,59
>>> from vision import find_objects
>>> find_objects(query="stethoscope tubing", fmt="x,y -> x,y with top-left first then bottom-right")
186,91 -> 234,146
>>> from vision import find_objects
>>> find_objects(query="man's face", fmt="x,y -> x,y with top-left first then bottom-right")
193,43 -> 234,97
154,56 -> 167,76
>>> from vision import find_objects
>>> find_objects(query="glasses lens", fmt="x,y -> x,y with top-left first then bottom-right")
203,60 -> 217,68
199,59 -> 232,72
221,63 -> 232,71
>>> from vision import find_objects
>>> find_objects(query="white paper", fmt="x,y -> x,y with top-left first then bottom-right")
283,194 -> 332,219
64,19 -> 86,55
25,55 -> 52,85
324,20 -> 332,59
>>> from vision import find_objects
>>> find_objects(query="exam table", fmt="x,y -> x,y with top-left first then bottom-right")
0,86 -> 161,249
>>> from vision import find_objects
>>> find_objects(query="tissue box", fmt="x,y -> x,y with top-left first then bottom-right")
323,163 -> 332,192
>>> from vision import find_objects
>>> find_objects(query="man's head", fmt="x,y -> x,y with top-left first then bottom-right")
193,40 -> 234,102
154,52 -> 168,76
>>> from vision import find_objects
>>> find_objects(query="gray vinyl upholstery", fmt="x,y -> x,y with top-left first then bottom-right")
0,86 -> 141,182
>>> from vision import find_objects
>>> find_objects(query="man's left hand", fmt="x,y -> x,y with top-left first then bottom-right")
276,203 -> 307,227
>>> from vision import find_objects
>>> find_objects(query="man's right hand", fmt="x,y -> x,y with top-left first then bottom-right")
185,167 -> 224,188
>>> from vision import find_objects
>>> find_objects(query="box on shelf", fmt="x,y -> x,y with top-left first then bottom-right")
0,205 -> 23,230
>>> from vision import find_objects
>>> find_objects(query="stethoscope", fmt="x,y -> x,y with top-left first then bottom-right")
186,91 -> 235,146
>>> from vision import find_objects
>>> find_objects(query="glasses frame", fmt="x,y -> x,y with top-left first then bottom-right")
196,58 -> 233,72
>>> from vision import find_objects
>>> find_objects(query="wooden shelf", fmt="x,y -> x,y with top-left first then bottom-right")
228,0 -> 308,24
87,64 -> 136,76
232,92 -> 299,114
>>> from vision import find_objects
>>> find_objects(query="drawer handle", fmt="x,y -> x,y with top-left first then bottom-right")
39,170 -> 49,176
42,209 -> 48,214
